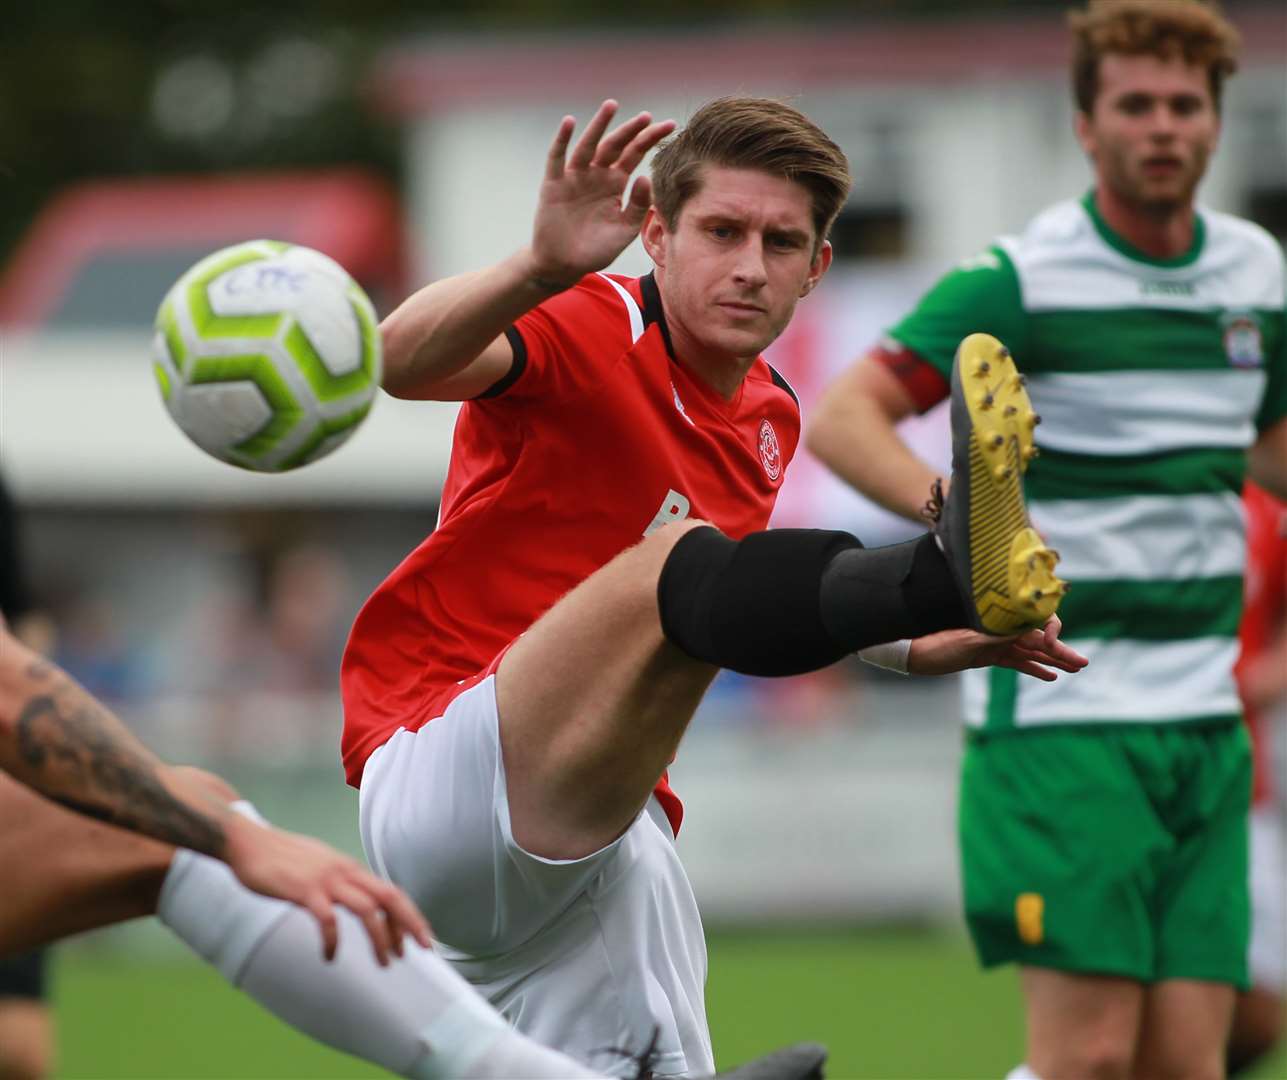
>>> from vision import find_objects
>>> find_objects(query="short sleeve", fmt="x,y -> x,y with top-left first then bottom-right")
477,273 -> 640,404
887,245 -> 1029,380
1254,264 -> 1287,433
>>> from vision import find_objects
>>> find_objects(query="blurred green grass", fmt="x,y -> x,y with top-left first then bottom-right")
53,928 -> 1287,1079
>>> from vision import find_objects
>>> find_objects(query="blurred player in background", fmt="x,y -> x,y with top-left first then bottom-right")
0,474 -> 54,1080
1229,482 -> 1287,1076
808,2 -> 1287,1077
344,95 -> 1085,1077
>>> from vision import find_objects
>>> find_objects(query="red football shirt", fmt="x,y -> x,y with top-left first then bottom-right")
340,272 -> 801,832
1238,482 -> 1287,806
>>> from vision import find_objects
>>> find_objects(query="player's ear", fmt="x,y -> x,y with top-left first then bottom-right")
800,240 -> 832,298
641,207 -> 667,268
1073,109 -> 1095,158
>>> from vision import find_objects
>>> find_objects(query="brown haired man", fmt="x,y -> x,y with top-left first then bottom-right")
809,3 -> 1286,1078
344,96 -> 1084,1075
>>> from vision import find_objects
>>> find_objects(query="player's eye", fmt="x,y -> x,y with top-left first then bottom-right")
1171,95 -> 1204,116
709,225 -> 735,240
1117,94 -> 1153,116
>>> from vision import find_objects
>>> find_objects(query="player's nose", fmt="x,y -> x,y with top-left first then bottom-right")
731,238 -> 768,287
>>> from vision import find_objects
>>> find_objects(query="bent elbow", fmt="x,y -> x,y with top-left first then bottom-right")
377,314 -> 416,397
804,401 -> 847,467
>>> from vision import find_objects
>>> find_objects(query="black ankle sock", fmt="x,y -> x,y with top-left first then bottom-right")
819,534 -> 969,649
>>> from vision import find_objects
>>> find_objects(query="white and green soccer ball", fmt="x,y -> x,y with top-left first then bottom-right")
152,240 -> 381,472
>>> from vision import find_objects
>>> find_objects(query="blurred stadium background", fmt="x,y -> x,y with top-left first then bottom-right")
2,2 -> 1284,1076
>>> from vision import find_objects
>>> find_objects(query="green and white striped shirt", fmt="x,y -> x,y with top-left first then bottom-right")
890,193 -> 1287,732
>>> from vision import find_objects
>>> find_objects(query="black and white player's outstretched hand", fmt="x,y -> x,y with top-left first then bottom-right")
530,100 -> 675,290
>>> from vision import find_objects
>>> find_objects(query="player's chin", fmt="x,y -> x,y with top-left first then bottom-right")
723,314 -> 787,353
704,324 -> 773,359
1131,171 -> 1196,207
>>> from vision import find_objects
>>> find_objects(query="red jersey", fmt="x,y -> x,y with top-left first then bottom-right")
1238,481 -> 1287,806
341,272 -> 801,831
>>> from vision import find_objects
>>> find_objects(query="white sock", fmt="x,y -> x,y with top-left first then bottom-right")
235,905 -> 600,1079
1006,1065 -> 1042,1080
156,810 -> 599,1078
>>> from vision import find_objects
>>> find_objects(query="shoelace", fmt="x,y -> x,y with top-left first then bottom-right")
921,477 -> 946,525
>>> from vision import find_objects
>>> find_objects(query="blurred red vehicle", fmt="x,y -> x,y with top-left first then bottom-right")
0,169 -> 407,330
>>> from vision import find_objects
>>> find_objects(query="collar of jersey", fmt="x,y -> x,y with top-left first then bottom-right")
639,271 -> 748,415
1081,189 -> 1205,269
639,272 -> 676,357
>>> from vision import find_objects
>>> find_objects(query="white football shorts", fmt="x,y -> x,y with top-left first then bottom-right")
1248,803 -> 1286,992
358,674 -> 713,1078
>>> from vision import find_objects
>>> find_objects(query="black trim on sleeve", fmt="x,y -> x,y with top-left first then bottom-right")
475,327 -> 529,399
766,363 -> 801,410
639,273 -> 675,359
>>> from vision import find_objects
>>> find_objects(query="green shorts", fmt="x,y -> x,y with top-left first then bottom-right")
959,721 -> 1251,987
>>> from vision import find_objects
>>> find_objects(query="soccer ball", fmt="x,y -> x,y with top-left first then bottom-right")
152,239 -> 382,472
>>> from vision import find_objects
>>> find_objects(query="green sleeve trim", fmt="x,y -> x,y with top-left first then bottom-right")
887,245 -> 1028,378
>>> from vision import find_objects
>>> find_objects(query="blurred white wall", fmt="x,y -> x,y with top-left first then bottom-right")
0,330 -> 459,505
387,21 -> 1284,281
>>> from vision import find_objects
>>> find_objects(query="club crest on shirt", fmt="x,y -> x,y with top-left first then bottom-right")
1221,310 -> 1263,369
758,419 -> 781,482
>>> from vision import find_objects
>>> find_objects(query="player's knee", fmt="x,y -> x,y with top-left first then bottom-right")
0,1005 -> 53,1080
1137,1054 -> 1224,1080
1075,1039 -> 1135,1080
169,765 -> 240,805
1229,1015 -> 1283,1076
656,525 -> 861,676
1038,1037 -> 1133,1080
1231,988 -> 1285,1062
0,1048 -> 51,1080
643,518 -> 715,560
631,519 -> 716,611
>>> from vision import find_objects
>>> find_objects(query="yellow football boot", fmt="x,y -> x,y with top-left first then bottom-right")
934,333 -> 1066,635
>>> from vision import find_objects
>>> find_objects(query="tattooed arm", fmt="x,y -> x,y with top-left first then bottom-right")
0,635 -> 228,854
0,624 -> 431,962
